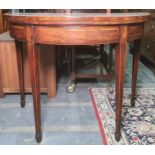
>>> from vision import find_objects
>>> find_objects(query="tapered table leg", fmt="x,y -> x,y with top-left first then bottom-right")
27,42 -> 42,143
15,40 -> 25,107
131,39 -> 142,107
109,44 -> 114,73
107,43 -> 115,94
115,26 -> 128,141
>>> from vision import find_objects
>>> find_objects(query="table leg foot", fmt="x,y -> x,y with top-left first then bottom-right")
131,96 -> 135,107
20,97 -> 25,108
115,132 -> 121,142
35,132 -> 42,143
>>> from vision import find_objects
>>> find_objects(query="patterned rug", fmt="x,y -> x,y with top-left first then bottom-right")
90,88 -> 155,145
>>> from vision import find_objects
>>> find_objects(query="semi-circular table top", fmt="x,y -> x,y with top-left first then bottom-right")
5,12 -> 150,25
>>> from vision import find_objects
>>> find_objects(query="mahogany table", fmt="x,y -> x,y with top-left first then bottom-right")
5,12 -> 150,143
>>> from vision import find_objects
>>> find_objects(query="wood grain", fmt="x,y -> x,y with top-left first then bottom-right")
15,40 -> 25,107
10,25 -> 25,41
0,32 -> 56,97
131,39 -> 142,107
5,12 -> 150,25
26,26 -> 42,143
0,10 -> 3,34
34,26 -> 120,45
115,26 -> 128,141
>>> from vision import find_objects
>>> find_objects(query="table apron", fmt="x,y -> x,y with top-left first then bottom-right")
9,24 -> 144,45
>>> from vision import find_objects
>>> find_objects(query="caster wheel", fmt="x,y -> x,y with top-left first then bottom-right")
67,84 -> 76,93
107,84 -> 114,94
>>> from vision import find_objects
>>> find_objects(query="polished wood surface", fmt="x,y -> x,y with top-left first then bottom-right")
115,26 -> 128,140
0,32 -> 56,97
131,39 -> 142,107
26,26 -> 42,142
0,10 -> 3,34
5,12 -> 149,25
15,40 -> 25,107
5,12 -> 150,143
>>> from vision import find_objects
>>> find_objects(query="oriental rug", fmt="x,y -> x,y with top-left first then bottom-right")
90,88 -> 155,145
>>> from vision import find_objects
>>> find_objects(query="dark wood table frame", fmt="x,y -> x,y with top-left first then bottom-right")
5,12 -> 150,143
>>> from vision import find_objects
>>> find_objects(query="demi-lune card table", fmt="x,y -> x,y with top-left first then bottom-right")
5,12 -> 150,143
